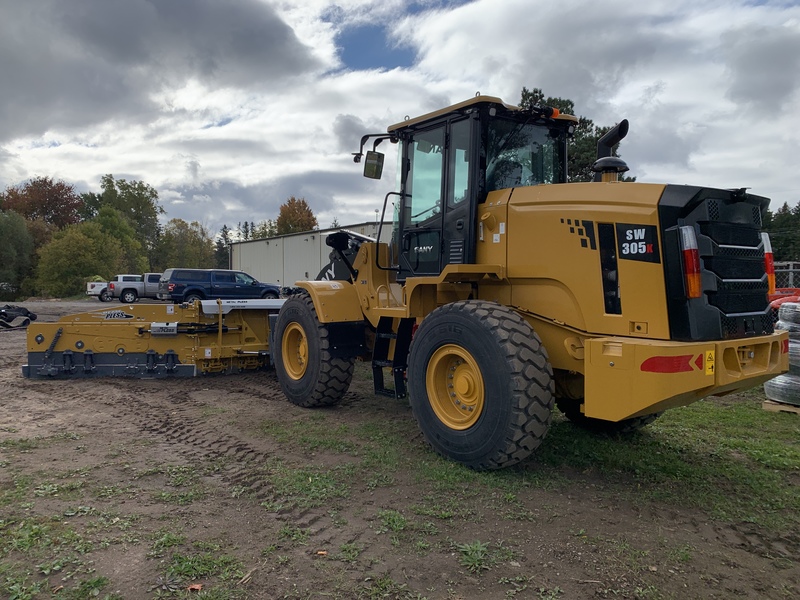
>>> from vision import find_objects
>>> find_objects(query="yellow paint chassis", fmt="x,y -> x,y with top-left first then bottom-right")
23,300 -> 283,379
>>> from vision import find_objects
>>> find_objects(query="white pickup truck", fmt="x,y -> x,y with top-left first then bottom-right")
107,273 -> 163,303
86,280 -> 111,302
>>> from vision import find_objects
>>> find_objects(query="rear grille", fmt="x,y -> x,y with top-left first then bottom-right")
659,185 -> 773,341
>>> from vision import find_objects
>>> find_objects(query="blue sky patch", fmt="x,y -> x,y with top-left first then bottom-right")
337,23 -> 415,71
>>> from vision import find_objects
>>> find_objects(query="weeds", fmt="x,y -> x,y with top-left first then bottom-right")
456,540 -> 490,573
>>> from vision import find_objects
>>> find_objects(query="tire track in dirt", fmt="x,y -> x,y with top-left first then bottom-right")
109,377 -> 381,580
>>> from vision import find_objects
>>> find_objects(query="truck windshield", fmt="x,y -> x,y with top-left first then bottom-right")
486,118 -> 565,191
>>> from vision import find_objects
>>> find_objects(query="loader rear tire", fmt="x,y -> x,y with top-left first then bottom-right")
556,398 -> 661,434
407,301 -> 554,470
274,294 -> 354,408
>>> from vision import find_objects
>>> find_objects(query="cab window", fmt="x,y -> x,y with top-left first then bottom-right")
406,126 -> 445,226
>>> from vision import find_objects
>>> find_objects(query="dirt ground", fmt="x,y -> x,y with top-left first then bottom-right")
1,299 -> 798,599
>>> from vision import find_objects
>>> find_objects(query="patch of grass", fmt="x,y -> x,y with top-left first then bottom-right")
260,414 -> 358,454
0,438 -> 39,451
455,539 -> 490,573
535,396 -> 800,530
1,476 -> 32,506
33,480 -> 85,499
410,494 -> 477,521
278,524 -> 309,545
453,539 -> 518,574
359,574 -> 425,600
87,511 -> 140,533
0,516 -> 94,560
263,460 -> 349,509
147,531 -> 186,558
498,575 -> 534,597
337,542 -> 362,563
165,465 -> 200,487
153,489 -> 205,505
376,509 -> 407,534
167,551 -> 243,581
61,575 -> 121,600
413,458 -> 480,492
667,543 -> 694,564
94,484 -> 136,499
0,561 -> 45,600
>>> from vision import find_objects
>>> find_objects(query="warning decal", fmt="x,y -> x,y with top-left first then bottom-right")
705,350 -> 715,375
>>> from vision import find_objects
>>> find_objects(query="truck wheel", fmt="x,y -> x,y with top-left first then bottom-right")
274,294 -> 355,408
556,398 -> 661,434
185,293 -> 203,304
262,290 -> 279,300
99,289 -> 111,302
407,301 -> 554,470
120,290 -> 138,304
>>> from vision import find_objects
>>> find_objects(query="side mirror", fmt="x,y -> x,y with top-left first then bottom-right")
363,150 -> 384,179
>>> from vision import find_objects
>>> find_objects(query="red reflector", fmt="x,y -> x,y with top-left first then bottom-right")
641,355 -> 695,373
783,339 -> 790,353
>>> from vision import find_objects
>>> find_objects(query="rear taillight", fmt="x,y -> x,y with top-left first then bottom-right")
168,283 -> 175,292
762,232 -> 775,295
679,225 -> 702,299
109,282 -> 115,291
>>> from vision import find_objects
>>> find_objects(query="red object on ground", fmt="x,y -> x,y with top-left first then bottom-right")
769,288 -> 800,303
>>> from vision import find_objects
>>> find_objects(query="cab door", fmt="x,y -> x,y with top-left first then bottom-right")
398,124 -> 445,278
397,117 -> 476,279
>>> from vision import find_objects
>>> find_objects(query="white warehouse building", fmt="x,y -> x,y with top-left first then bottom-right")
230,221 -> 392,287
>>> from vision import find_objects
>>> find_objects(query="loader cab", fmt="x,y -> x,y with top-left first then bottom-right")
360,95 -> 574,282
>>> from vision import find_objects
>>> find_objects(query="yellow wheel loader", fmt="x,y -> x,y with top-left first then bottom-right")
23,95 -> 789,470
271,95 -> 789,469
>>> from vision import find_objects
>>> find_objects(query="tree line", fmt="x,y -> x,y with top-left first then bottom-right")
0,175 -> 319,300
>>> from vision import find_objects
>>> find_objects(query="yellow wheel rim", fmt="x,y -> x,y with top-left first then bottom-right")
282,322 -> 309,380
426,344 -> 485,430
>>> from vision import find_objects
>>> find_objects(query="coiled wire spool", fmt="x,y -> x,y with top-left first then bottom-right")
765,302 -> 800,405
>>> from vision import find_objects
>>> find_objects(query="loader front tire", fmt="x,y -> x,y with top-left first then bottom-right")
407,301 -> 554,470
274,294 -> 354,408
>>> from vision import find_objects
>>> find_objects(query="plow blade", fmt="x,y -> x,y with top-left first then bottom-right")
22,299 -> 283,379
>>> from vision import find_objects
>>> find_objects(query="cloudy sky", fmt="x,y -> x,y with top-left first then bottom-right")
1,0 -> 799,237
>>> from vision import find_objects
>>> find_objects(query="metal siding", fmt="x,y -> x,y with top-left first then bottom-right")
284,233 -> 321,284
228,222 -> 391,286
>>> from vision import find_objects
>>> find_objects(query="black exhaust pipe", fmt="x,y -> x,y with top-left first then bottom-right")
593,119 -> 629,182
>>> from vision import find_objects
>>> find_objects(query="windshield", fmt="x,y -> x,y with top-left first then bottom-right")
486,118 -> 566,191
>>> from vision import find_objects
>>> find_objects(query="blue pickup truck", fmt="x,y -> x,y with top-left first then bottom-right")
157,269 -> 281,303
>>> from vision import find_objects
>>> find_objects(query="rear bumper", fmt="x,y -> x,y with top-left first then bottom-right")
583,331 -> 789,421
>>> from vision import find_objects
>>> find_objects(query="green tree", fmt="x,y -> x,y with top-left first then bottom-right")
35,224 -> 125,297
92,206 -> 149,273
252,219 -> 278,239
214,224 -> 233,269
154,219 -> 214,270
0,176 -> 84,229
0,211 -> 35,300
764,202 -> 800,262
84,175 -> 165,267
519,87 -> 632,182
276,196 -> 318,235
